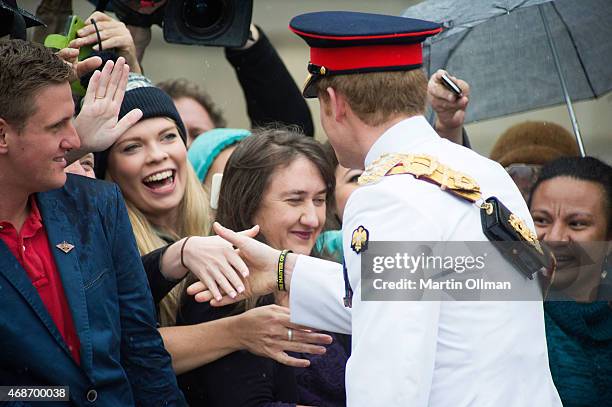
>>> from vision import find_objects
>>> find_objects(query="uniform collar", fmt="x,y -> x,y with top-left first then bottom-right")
364,115 -> 439,167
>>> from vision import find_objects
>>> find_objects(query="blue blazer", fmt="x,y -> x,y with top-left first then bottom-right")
0,175 -> 185,406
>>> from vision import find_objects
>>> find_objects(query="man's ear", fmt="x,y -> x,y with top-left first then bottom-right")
326,87 -> 347,123
0,118 -> 11,154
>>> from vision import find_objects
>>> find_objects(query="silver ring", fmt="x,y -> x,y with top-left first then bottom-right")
287,328 -> 293,342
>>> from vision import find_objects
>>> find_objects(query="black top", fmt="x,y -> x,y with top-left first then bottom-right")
225,27 -> 314,138
141,245 -> 177,305
176,297 -> 298,407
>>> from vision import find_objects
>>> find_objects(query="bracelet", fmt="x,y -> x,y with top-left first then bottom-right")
277,250 -> 292,291
91,19 -> 103,51
180,236 -> 192,270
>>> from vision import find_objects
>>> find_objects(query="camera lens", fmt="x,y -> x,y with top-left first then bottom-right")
182,0 -> 229,33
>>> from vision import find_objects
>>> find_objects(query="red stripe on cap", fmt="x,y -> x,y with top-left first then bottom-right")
310,44 -> 422,71
289,26 -> 442,41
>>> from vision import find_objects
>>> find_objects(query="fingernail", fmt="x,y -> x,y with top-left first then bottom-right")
229,291 -> 236,299
241,271 -> 249,277
93,45 -> 99,51
77,29 -> 84,35
237,286 -> 245,293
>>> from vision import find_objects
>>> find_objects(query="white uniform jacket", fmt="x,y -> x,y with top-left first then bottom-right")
289,116 -> 561,406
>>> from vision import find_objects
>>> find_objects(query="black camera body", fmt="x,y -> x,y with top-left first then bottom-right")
164,0 -> 253,48
109,0 -> 253,48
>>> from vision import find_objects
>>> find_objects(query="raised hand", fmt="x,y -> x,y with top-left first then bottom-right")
428,69 -> 471,145
71,57 -> 142,163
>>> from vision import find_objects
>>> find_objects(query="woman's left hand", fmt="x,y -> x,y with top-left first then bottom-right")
232,304 -> 332,368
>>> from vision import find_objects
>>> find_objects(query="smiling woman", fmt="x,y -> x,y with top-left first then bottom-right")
528,156 -> 612,407
94,74 -> 211,326
108,117 -> 188,230
177,128 -> 350,407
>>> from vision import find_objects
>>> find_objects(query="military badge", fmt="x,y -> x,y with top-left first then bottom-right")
508,213 -> 544,255
56,241 -> 74,254
350,225 -> 369,254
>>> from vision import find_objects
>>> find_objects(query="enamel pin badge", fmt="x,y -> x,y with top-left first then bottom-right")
56,241 -> 74,254
350,225 -> 369,254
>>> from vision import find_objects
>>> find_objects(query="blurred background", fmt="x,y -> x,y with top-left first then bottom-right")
20,0 -> 612,161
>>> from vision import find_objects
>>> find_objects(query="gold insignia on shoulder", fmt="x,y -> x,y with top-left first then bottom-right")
508,214 -> 543,255
350,225 -> 369,254
56,241 -> 75,254
320,66 -> 327,75
358,154 -> 404,185
358,153 -> 482,202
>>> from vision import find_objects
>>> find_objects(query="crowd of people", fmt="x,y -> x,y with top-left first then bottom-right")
0,2 -> 610,406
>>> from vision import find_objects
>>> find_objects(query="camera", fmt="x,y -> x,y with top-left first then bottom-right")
164,0 -> 253,48
109,0 -> 253,48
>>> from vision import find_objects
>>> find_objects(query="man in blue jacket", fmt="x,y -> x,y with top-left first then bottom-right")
0,39 -> 184,405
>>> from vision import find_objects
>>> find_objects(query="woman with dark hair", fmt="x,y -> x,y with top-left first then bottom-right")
177,128 -> 349,406
528,156 -> 612,407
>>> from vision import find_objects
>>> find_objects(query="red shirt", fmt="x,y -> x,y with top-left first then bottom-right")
0,196 -> 81,364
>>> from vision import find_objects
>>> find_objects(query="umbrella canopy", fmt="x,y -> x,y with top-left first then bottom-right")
402,0 -> 612,126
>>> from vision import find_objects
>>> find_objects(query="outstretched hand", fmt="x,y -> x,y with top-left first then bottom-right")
187,222 -> 281,306
181,226 -> 260,301
72,57 -> 142,162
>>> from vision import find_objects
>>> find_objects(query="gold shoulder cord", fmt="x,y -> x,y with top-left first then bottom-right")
359,153 -> 484,204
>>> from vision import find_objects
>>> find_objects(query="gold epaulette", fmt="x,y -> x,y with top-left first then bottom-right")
358,153 -> 482,203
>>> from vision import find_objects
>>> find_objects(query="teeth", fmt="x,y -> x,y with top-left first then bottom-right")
144,170 -> 173,183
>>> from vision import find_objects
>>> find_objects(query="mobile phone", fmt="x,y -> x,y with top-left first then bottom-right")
440,73 -> 463,97
44,15 -> 92,60
63,15 -> 86,44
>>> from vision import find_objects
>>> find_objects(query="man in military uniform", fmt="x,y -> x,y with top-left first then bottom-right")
189,11 -> 561,406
